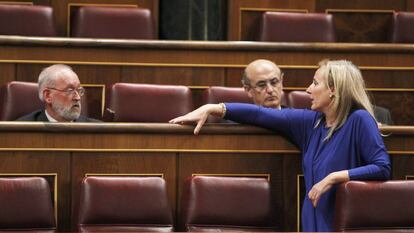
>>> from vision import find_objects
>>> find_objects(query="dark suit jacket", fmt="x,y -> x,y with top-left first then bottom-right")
16,109 -> 100,122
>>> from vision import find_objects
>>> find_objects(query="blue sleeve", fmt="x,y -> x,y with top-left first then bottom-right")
224,103 -> 317,150
348,110 -> 391,180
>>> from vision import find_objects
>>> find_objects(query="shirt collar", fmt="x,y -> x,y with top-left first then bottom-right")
45,110 -> 58,122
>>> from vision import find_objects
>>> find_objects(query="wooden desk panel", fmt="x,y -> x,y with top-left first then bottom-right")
1,37 -> 414,124
0,123 -> 413,231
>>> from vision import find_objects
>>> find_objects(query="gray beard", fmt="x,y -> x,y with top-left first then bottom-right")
52,101 -> 81,121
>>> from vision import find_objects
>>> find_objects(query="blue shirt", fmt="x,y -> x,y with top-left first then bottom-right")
224,103 -> 391,232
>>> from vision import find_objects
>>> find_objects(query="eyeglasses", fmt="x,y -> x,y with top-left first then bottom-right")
47,87 -> 85,96
248,73 -> 283,92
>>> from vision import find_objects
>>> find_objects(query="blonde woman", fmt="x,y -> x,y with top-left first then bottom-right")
170,60 -> 391,232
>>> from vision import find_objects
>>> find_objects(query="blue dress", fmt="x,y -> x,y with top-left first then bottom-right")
224,103 -> 391,232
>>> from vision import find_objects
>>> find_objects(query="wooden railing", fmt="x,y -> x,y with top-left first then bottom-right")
1,36 -> 414,124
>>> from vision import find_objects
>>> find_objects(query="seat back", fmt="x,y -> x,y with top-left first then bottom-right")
0,81 -> 43,121
77,176 -> 173,232
334,180 -> 414,232
202,86 -> 253,123
390,11 -> 414,43
203,86 -> 253,104
202,86 -> 287,122
0,4 -> 56,36
0,177 -> 56,232
180,176 -> 278,232
259,12 -> 336,42
104,83 -> 193,122
71,6 -> 155,39
287,91 -> 312,109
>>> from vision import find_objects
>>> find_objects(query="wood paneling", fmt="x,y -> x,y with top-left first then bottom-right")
71,65 -> 121,85
16,64 -> 47,82
121,67 -> 225,86
0,64 -> 15,83
0,123 -> 413,231
1,37 -> 414,124
370,91 -> 414,125
328,10 -> 394,43
81,85 -> 104,120
315,0 -> 406,11
408,0 -> 414,11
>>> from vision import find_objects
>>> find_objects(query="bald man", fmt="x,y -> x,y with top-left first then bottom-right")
242,59 -> 284,109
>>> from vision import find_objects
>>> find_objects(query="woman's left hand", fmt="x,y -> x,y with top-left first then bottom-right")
308,170 -> 349,207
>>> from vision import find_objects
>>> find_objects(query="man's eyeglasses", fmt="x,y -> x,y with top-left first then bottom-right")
47,87 -> 85,96
248,73 -> 283,92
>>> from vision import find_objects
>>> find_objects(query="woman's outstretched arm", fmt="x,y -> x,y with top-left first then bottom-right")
169,104 -> 224,135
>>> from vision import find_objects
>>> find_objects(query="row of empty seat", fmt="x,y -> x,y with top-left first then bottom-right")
1,4 -> 414,43
0,175 -> 277,232
0,4 -> 155,39
2,176 -> 414,232
0,81 -> 311,122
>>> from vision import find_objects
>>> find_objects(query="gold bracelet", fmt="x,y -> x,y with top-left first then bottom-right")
219,103 -> 226,118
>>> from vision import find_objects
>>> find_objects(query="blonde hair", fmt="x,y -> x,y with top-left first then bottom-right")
317,59 -> 376,140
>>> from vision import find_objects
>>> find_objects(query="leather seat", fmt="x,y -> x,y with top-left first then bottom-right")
390,12 -> 414,43
287,91 -> 312,109
259,12 -> 336,42
334,180 -> 414,231
202,86 -> 287,122
77,176 -> 173,232
0,4 -> 56,36
0,81 -> 42,121
0,177 -> 56,232
202,86 -> 253,123
104,83 -> 193,122
71,6 -> 155,39
180,176 -> 278,231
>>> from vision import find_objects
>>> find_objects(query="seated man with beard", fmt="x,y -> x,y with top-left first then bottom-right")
17,64 -> 99,122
